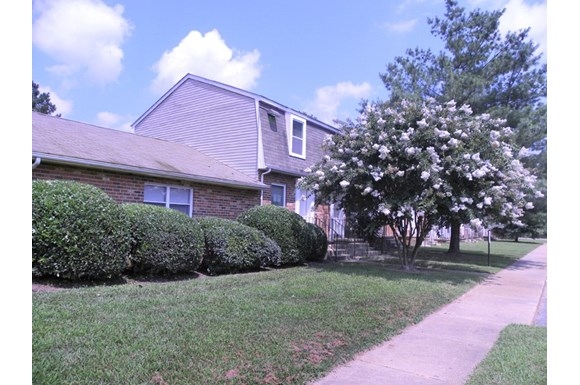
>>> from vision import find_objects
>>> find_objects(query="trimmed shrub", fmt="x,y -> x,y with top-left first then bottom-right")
237,205 -> 311,266
304,222 -> 328,261
122,203 -> 204,275
32,180 -> 130,280
197,216 -> 282,275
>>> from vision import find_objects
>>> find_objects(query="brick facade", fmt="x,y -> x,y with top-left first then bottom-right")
261,172 -> 298,210
260,171 -> 331,224
33,163 -> 261,220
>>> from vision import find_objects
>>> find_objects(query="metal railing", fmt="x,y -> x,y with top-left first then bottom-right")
307,216 -> 487,259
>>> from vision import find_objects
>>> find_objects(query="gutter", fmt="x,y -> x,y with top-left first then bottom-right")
32,156 -> 41,169
260,168 -> 272,206
33,153 -> 267,191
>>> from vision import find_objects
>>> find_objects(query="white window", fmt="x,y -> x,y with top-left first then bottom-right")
270,184 -> 286,207
295,187 -> 315,221
288,114 -> 306,158
144,184 -> 193,216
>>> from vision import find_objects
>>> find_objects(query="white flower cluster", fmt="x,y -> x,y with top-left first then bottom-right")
298,97 -> 540,234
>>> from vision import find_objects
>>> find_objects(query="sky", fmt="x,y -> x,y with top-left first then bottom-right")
31,0 -> 548,132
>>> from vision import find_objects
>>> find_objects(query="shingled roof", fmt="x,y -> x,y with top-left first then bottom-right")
32,112 -> 266,190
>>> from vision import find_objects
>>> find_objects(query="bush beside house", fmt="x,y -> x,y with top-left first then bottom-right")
303,222 -> 328,262
197,216 -> 282,275
32,180 -> 130,280
122,203 -> 204,275
32,180 -> 329,283
237,205 -> 326,266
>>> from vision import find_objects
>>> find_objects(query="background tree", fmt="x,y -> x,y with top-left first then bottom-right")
300,98 -> 538,270
32,81 -> 59,116
380,0 -> 547,253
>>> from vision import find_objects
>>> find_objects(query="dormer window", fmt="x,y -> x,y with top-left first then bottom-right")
289,114 -> 306,158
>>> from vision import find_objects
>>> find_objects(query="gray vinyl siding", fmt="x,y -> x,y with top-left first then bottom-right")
134,78 -> 259,179
260,103 -> 332,176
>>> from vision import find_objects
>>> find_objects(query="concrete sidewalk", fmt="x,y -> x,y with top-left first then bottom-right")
311,243 -> 547,385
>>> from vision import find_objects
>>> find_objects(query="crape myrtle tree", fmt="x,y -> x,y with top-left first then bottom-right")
299,98 -> 539,271
380,0 -> 547,253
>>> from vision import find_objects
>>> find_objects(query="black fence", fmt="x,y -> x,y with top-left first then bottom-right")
307,216 -> 487,259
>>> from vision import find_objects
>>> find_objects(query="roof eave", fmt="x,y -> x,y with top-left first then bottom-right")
33,153 -> 267,191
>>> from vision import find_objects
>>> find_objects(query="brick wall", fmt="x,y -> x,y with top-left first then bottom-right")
33,163 -> 261,220
261,172 -> 298,211
260,171 -> 330,223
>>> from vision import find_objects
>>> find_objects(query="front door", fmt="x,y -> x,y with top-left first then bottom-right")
295,187 -> 315,222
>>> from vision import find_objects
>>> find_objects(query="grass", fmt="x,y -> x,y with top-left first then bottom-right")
32,240 -> 543,384
465,324 -> 547,385
370,238 -> 544,274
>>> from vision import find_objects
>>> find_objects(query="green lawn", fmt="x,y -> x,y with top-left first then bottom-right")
32,240 -> 543,384
465,324 -> 547,385
371,239 -> 544,274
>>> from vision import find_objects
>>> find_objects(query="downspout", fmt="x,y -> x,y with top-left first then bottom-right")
260,168 -> 272,206
32,156 -> 41,169
255,98 -> 270,206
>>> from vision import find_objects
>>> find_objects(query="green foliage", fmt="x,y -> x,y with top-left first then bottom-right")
300,98 -> 538,269
197,216 -> 282,275
379,0 -> 547,251
32,180 -> 130,280
122,203 -> 204,275
32,81 -> 59,116
237,205 -> 312,266
303,222 -> 328,261
493,177 -> 547,240
381,0 -> 546,115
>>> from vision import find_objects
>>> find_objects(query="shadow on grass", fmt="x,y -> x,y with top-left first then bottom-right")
32,270 -> 205,290
303,260 -> 486,287
311,240 -> 545,281
33,241 -> 544,292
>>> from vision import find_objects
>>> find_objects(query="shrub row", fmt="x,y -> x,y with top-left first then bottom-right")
198,216 -> 282,275
32,180 -> 328,281
123,203 -> 204,275
236,205 -> 328,265
32,180 -> 130,280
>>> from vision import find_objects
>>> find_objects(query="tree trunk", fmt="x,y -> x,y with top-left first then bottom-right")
515,235 -> 519,242
447,220 -> 461,255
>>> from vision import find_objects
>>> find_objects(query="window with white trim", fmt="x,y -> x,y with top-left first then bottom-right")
144,184 -> 193,216
288,114 -> 306,158
270,184 -> 286,207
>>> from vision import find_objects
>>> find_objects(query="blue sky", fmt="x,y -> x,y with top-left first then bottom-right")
31,0 -> 547,131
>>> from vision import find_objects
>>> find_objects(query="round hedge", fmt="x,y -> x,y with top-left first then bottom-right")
122,203 -> 204,275
303,222 -> 328,261
197,216 -> 282,275
32,180 -> 130,280
237,205 -> 312,266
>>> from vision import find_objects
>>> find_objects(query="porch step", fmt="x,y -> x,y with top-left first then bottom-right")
326,238 -> 385,261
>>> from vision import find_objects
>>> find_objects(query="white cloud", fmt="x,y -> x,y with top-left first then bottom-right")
150,29 -> 262,95
307,82 -> 372,125
32,0 -> 133,86
39,85 -> 73,117
96,111 -> 133,132
396,0 -> 432,13
383,19 -> 418,33
500,0 -> 547,57
466,1 -> 546,57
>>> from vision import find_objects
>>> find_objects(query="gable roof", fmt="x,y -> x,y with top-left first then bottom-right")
32,112 -> 266,190
132,73 -> 339,133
